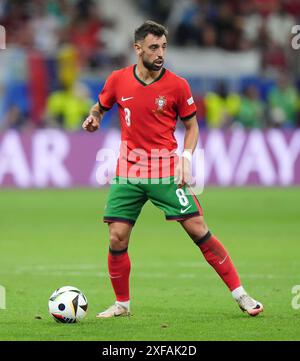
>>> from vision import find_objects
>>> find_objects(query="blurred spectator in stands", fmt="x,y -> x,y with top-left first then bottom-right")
0,45 -> 30,130
262,40 -> 288,76
193,94 -> 206,129
0,84 -> 5,130
171,0 -> 203,46
29,0 -> 61,55
168,0 -> 244,50
282,0 -> 300,19
262,2 -> 296,77
46,82 -> 93,131
1,0 -> 32,48
268,74 -> 298,127
156,0 -> 191,40
57,44 -> 79,89
297,95 -> 300,128
266,2 -> 295,48
69,0 -> 103,67
204,81 -> 240,128
46,0 -> 73,26
254,0 -> 279,17
235,84 -> 264,128
2,106 -> 28,130
214,2 -> 243,51
201,22 -> 217,47
240,2 -> 263,48
137,0 -> 172,23
0,0 -> 8,19
0,81 -> 30,130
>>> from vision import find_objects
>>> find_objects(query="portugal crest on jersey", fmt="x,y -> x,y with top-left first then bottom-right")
155,96 -> 167,113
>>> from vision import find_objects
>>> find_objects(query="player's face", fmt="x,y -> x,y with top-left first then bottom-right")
135,34 -> 167,71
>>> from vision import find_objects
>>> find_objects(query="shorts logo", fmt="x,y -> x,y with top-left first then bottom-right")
180,205 -> 192,213
155,96 -> 167,113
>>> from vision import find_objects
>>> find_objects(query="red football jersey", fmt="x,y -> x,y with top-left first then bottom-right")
98,64 -> 197,178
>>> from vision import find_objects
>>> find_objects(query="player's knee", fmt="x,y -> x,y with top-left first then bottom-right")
109,231 -> 129,250
108,223 -> 131,250
190,226 -> 209,242
181,216 -> 209,242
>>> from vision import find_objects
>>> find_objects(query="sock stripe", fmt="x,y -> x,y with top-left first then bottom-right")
194,231 -> 211,246
109,247 -> 128,255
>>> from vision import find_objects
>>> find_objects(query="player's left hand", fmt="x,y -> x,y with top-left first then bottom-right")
175,156 -> 191,186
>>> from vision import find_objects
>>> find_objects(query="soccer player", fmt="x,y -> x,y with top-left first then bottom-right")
82,21 -> 263,318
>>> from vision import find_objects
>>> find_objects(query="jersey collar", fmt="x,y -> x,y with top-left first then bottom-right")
133,64 -> 166,86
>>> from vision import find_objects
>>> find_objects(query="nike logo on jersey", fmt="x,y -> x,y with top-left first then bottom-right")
121,96 -> 134,101
180,205 -> 192,213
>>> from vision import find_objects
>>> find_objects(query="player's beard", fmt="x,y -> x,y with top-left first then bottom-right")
142,56 -> 164,71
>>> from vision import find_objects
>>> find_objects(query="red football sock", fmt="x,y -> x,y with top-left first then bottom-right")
108,248 -> 131,302
195,232 -> 241,291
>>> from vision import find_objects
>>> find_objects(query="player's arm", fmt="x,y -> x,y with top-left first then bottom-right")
175,115 -> 199,185
82,102 -> 106,132
84,70 -> 116,132
181,115 -> 199,157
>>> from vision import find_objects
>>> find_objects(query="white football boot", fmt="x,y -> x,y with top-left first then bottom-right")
236,294 -> 264,316
96,303 -> 130,318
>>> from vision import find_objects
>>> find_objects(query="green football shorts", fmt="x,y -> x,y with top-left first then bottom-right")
103,176 -> 203,226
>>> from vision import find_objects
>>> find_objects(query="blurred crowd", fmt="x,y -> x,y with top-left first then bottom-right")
195,75 -> 299,129
0,0 -> 300,131
0,0 -> 124,67
138,0 -> 300,75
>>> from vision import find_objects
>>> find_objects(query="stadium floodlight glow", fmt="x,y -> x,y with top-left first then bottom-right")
0,25 -> 6,49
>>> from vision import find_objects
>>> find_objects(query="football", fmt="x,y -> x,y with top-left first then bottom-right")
48,286 -> 88,323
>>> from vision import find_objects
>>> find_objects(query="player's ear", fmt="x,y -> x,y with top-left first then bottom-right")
134,42 -> 142,56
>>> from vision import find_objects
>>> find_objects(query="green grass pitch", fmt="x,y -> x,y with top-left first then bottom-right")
0,187 -> 300,341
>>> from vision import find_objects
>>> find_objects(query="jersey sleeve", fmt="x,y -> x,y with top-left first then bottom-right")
98,71 -> 117,111
176,78 -> 197,121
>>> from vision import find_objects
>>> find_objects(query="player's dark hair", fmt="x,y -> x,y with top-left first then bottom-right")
134,20 -> 168,42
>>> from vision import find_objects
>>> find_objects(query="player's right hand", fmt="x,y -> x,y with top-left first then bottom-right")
82,115 -> 99,132
174,156 -> 191,186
